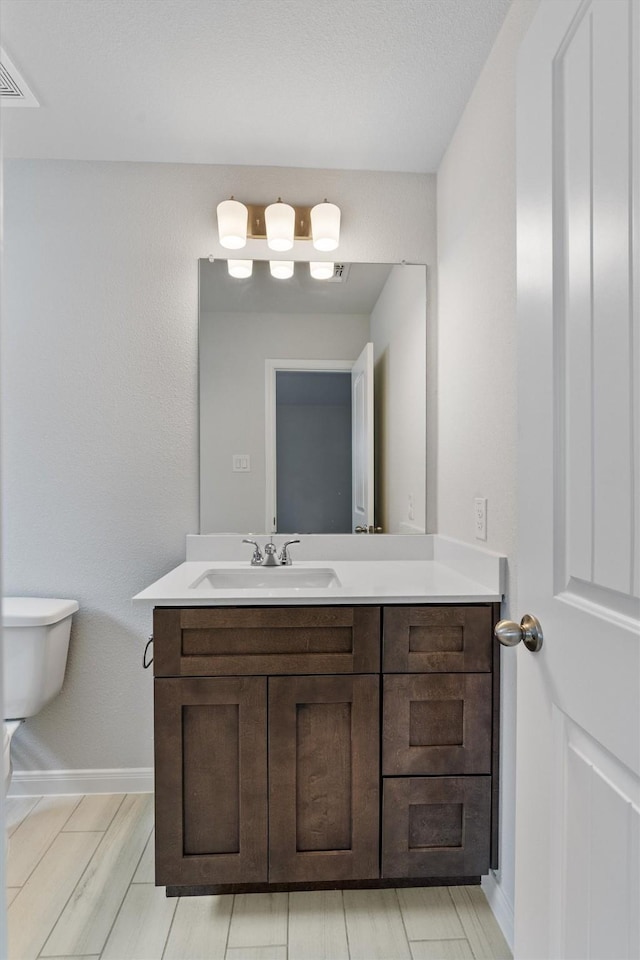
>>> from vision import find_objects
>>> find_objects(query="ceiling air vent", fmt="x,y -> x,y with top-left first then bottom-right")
0,49 -> 39,107
326,263 -> 351,283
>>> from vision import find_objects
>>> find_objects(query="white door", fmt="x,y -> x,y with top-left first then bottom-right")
351,342 -> 374,531
514,2 -> 640,958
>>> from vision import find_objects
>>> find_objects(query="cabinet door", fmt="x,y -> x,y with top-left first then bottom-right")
268,675 -> 380,883
154,677 -> 267,886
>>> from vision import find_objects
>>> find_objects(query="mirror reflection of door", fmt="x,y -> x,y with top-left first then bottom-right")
267,346 -> 375,534
275,370 -> 353,533
351,342 -> 374,532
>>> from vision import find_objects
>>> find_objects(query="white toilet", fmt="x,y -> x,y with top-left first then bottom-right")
2,597 -> 78,795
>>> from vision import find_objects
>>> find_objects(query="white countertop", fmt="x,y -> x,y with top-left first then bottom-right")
133,558 -> 502,606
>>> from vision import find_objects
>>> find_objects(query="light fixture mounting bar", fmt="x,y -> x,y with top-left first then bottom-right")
246,204 -> 311,241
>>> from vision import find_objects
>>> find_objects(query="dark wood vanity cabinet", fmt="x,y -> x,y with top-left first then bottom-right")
153,606 -> 381,890
152,602 -> 500,895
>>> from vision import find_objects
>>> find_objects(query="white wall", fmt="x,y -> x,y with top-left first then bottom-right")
200,309 -> 369,532
371,264 -> 427,534
2,160 -> 436,775
436,0 -> 539,942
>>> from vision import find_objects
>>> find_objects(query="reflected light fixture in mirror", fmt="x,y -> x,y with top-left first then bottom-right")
310,261 -> 334,280
227,259 -> 253,279
270,260 -> 295,279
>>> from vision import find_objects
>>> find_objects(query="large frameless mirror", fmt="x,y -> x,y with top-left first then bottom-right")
199,259 -> 427,535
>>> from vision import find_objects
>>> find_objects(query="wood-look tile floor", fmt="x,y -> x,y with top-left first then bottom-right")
5,794 -> 512,960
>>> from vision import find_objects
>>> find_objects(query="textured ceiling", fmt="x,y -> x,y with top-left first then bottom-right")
1,0 -> 511,172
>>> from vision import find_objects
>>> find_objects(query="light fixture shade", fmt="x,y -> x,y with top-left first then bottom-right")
217,199 -> 248,249
269,260 -> 294,279
310,261 -> 334,280
265,201 -> 295,251
311,201 -> 341,251
227,259 -> 253,279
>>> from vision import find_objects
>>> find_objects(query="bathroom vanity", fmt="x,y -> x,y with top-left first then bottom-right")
135,535 -> 504,897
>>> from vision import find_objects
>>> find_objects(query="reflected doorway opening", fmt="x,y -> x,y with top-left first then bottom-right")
267,365 -> 352,534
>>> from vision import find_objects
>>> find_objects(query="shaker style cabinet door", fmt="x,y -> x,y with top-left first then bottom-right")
154,676 -> 268,886
268,674 -> 380,883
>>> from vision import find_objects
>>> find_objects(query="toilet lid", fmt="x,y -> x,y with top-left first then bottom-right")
2,597 -> 79,627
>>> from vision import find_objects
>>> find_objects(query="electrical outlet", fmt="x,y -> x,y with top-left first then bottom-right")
232,454 -> 251,472
474,498 -> 487,540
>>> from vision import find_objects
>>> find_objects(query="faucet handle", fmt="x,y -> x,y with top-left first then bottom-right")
280,539 -> 301,565
242,538 -> 264,565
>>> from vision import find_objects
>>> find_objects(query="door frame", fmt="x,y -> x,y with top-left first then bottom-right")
264,357 -> 353,533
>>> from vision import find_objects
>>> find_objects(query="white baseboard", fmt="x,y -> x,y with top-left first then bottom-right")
482,871 -> 514,952
8,767 -> 154,797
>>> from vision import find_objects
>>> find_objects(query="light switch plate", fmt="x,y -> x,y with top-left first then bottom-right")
232,454 -> 251,472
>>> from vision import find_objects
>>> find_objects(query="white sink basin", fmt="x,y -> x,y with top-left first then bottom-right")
190,567 -> 342,590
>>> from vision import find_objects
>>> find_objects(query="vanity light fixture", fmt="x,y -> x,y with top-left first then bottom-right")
227,259 -> 253,279
215,198 -> 341,252
216,198 -> 249,249
310,201 -> 341,251
309,262 -> 334,280
265,199 -> 296,251
269,261 -> 295,280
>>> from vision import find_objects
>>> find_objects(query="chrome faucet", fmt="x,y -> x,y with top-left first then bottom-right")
242,537 -> 301,566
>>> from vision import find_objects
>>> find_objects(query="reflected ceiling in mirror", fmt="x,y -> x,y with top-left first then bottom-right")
200,260 -> 393,314
199,259 -> 427,536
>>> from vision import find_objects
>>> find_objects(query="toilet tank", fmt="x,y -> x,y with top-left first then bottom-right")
2,598 -> 78,720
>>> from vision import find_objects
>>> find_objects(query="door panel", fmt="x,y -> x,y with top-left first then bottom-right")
154,677 -> 268,886
268,674 -> 380,883
182,702 -> 240,855
516,2 -> 640,955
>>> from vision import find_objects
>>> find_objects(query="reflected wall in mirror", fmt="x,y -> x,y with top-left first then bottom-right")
199,259 -> 427,534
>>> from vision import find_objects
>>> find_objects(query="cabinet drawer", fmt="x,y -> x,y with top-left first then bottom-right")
153,605 -> 380,676
383,606 -> 492,672
383,673 -> 492,775
382,777 -> 491,879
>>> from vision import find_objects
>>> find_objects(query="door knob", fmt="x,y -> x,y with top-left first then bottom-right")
494,614 -> 543,652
